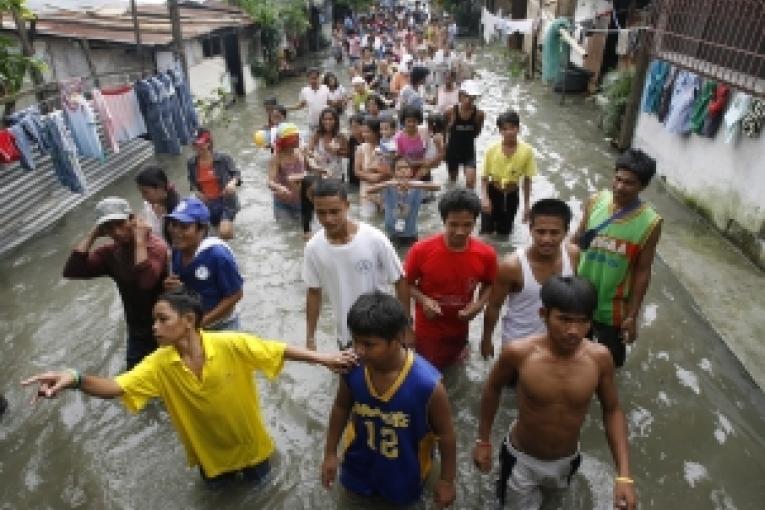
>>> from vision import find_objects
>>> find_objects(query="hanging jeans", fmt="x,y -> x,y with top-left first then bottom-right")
135,78 -> 181,155
64,100 -> 104,159
100,86 -> 148,142
168,68 -> 199,137
39,112 -> 87,193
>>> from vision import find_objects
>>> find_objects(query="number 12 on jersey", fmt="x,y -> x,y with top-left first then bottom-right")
363,420 -> 399,459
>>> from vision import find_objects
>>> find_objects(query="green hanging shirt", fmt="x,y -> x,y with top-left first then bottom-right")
578,190 -> 661,326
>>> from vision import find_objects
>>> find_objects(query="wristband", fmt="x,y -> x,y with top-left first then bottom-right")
615,476 -> 634,484
66,369 -> 82,390
475,439 -> 491,448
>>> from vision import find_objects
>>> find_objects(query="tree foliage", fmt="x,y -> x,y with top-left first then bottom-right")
0,0 -> 46,96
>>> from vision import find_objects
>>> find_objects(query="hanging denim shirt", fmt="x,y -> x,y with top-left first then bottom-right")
157,73 -> 191,145
665,71 -> 701,134
60,77 -> 103,159
167,68 -> 199,137
39,111 -> 87,193
134,78 -> 181,155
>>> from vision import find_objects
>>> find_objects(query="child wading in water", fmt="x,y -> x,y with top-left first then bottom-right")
321,291 -> 457,508
366,157 -> 440,248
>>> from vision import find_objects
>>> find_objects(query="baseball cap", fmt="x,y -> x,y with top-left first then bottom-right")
193,127 -> 212,146
262,96 -> 278,106
167,197 -> 210,224
459,79 -> 481,97
95,197 -> 132,226
351,76 -> 366,85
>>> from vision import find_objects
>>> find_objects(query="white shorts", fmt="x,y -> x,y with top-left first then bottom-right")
496,436 -> 581,510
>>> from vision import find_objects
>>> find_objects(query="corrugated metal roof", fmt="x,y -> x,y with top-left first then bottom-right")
0,1 -> 254,46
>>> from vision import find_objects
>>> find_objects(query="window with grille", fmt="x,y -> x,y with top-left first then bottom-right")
651,0 -> 765,96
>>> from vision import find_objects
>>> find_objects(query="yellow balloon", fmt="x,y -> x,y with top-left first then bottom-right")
253,129 -> 268,148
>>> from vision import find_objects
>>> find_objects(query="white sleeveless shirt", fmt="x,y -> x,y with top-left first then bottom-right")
501,245 -> 573,342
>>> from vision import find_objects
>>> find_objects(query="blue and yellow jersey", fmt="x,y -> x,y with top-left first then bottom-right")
340,350 -> 441,505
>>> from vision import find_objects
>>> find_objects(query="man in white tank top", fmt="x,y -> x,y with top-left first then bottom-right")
481,199 -> 580,358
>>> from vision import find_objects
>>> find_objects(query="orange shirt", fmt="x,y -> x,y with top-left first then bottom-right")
197,162 -> 221,200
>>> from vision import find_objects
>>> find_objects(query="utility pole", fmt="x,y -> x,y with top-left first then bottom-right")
167,0 -> 188,76
617,27 -> 652,149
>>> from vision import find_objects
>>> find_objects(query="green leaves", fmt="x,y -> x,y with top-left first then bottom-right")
0,35 -> 46,96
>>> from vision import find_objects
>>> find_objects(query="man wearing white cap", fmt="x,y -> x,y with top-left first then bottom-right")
63,197 -> 168,369
390,55 -> 412,99
445,80 -> 485,189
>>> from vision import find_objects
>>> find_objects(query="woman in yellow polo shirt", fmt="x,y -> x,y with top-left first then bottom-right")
479,110 -> 537,237
22,288 -> 356,489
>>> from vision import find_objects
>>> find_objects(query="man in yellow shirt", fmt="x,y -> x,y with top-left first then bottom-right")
22,288 -> 356,488
479,110 -> 537,238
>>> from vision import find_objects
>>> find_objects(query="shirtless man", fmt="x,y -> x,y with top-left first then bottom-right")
480,198 -> 579,358
473,276 -> 636,510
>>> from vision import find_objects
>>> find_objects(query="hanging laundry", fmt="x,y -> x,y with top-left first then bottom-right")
5,106 -> 47,170
701,84 -> 730,138
616,29 -> 631,55
641,60 -> 670,114
0,129 -> 21,164
665,70 -> 701,134
723,92 -> 752,144
542,18 -> 572,84
91,89 -> 119,154
741,98 -> 764,138
481,8 -> 498,44
99,85 -> 147,143
59,77 -> 104,160
38,111 -> 87,193
657,66 -> 678,123
502,19 -> 533,35
167,68 -> 199,136
157,72 -> 192,145
134,77 -> 181,155
689,80 -> 717,134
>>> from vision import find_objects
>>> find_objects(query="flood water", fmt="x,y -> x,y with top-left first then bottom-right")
1,46 -> 765,509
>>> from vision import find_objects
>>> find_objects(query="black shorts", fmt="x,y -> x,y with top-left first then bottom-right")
590,321 -> 627,367
446,156 -> 477,175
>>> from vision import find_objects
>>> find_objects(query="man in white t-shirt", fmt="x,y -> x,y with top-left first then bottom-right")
302,178 -> 410,349
291,68 -> 330,133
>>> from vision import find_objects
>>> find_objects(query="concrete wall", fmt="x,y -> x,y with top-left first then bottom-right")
634,112 -> 765,267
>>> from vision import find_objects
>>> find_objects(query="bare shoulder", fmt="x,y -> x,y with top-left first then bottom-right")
497,252 -> 522,284
499,336 -> 538,365
583,339 -> 615,372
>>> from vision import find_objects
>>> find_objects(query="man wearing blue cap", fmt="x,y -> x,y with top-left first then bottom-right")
164,197 -> 244,331
63,196 -> 168,368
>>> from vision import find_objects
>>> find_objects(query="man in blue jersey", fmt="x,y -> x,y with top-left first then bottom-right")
321,292 -> 457,508
163,197 -> 243,331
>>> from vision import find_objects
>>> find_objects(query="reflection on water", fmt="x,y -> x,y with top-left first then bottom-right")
1,48 -> 765,509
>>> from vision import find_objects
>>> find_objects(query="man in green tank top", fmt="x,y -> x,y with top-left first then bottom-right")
574,149 -> 662,367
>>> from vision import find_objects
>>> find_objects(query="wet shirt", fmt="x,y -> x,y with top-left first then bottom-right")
196,161 -> 221,200
115,331 -> 285,478
62,235 -> 167,340
481,140 -> 537,185
404,234 -> 497,368
172,238 -> 243,314
578,190 -> 661,326
340,350 -> 440,505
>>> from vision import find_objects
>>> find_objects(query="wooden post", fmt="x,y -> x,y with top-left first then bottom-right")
167,0 -> 188,75
11,8 -> 46,102
79,39 -> 100,88
617,28 -> 651,149
129,0 -> 145,73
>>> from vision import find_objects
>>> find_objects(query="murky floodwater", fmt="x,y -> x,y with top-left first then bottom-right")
2,46 -> 765,510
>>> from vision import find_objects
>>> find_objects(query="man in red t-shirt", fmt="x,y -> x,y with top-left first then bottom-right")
404,188 -> 497,370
